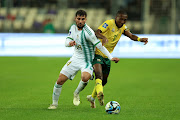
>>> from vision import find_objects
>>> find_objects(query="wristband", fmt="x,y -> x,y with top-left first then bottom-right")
137,37 -> 141,41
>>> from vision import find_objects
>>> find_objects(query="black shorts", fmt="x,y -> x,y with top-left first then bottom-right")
92,54 -> 111,74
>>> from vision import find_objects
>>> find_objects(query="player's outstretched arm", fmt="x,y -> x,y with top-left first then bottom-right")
96,42 -> 119,63
95,29 -> 108,46
124,30 -> 148,45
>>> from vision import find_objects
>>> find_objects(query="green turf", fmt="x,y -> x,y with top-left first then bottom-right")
0,57 -> 179,120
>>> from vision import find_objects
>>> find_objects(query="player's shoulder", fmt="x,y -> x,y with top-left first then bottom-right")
122,24 -> 128,29
104,19 -> 114,25
69,23 -> 76,30
105,19 -> 114,23
100,19 -> 114,29
83,24 -> 94,36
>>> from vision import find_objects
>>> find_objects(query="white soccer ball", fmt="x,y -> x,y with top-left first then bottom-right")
105,101 -> 121,114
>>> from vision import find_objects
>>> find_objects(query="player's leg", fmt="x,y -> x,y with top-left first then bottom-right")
86,74 -> 97,108
87,64 -> 104,108
88,63 -> 103,103
88,57 -> 110,107
48,73 -> 68,109
94,63 -> 104,106
73,72 -> 91,106
89,63 -> 103,98
49,58 -> 79,109
95,58 -> 110,107
102,74 -> 109,86
74,72 -> 91,94
73,61 -> 93,106
87,55 -> 104,108
102,59 -> 111,86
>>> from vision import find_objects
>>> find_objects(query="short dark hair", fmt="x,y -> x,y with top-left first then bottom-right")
116,10 -> 127,16
75,10 -> 87,17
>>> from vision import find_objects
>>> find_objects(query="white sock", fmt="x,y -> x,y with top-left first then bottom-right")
74,80 -> 88,94
91,96 -> 95,102
52,82 -> 62,105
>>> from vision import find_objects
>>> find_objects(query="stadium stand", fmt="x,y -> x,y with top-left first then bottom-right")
0,0 -> 179,34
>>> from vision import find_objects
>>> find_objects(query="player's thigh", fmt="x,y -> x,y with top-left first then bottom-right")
93,63 -> 103,78
92,54 -> 104,79
60,58 -> 80,80
81,62 -> 93,81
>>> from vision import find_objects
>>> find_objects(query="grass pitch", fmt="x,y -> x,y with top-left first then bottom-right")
0,57 -> 179,120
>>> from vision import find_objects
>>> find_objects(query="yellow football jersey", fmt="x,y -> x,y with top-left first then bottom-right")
95,19 -> 128,58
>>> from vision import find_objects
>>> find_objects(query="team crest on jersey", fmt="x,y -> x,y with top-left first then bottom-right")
111,28 -> 115,32
68,31 -> 71,36
102,23 -> 108,28
77,35 -> 79,39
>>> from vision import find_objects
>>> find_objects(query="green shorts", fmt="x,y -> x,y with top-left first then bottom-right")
92,54 -> 111,74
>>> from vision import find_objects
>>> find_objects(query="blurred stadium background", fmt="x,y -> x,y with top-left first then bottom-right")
0,1 -> 180,120
1,0 -> 180,57
0,0 -> 179,34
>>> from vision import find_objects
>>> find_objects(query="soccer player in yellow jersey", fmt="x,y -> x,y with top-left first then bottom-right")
87,10 -> 148,108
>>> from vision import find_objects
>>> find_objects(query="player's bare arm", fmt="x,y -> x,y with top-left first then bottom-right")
124,30 -> 148,45
95,29 -> 108,45
95,43 -> 119,63
69,41 -> 76,46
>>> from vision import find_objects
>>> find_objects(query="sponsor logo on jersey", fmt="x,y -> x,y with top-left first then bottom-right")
68,31 -> 71,35
102,23 -> 108,28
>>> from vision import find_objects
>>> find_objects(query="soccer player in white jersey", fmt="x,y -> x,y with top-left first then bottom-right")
48,10 -> 119,109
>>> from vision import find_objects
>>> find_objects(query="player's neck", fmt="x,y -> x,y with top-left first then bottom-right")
77,24 -> 85,30
77,26 -> 84,31
115,20 -> 122,28
77,28 -> 83,30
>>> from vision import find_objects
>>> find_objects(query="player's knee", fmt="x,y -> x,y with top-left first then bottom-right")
81,76 -> 89,82
82,78 -> 88,82
102,79 -> 107,86
56,80 -> 64,85
81,72 -> 91,82
56,76 -> 65,85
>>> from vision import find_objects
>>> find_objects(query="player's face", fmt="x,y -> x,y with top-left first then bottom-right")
115,14 -> 128,28
75,15 -> 87,30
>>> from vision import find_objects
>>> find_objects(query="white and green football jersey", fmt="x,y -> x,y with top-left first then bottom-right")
66,24 -> 100,63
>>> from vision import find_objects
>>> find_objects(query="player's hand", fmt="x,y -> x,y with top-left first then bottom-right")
69,41 -> 76,46
140,38 -> 148,45
111,57 -> 120,63
102,37 -> 108,46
